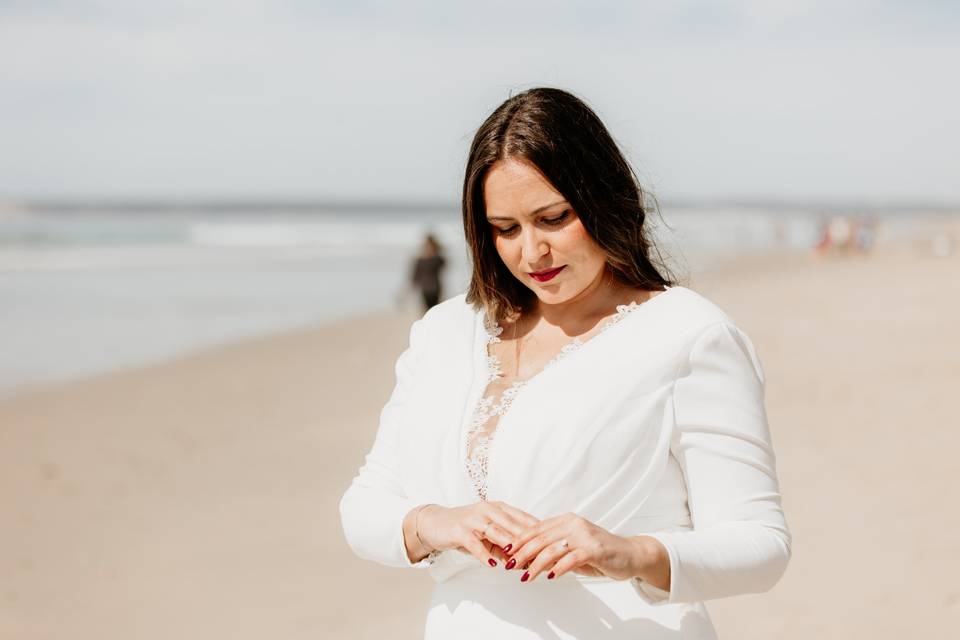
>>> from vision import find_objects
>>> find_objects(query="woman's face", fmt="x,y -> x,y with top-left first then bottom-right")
483,157 -> 608,306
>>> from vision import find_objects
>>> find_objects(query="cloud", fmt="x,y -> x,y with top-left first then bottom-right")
0,1 -> 958,201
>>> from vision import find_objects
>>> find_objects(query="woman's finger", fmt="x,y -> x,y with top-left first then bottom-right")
461,529 -> 500,569
509,514 -> 567,559
544,547 -> 597,580
492,502 -> 541,530
523,537 -> 578,582
482,539 -> 514,563
478,521 -> 516,556
475,503 -> 538,553
508,520 -> 568,571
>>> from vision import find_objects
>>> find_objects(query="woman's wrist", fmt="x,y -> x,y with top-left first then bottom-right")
403,503 -> 440,563
626,535 -> 671,591
414,504 -> 439,552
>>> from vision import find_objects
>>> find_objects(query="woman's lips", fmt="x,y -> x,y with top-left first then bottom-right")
529,266 -> 565,282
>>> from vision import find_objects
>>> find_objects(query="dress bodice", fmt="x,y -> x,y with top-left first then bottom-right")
464,300 -> 644,501
340,283 -> 791,636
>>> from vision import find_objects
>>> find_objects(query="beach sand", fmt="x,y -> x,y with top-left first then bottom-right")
2,228 -> 958,638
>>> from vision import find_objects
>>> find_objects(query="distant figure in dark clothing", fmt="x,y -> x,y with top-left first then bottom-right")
410,233 -> 446,315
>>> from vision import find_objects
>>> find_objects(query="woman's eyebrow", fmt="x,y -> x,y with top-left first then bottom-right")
487,199 -> 567,222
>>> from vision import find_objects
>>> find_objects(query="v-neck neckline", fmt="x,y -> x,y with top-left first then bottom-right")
461,285 -> 681,501
481,285 -> 679,387
483,300 -> 631,387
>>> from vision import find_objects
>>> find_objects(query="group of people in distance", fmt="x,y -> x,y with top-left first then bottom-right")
814,214 -> 878,256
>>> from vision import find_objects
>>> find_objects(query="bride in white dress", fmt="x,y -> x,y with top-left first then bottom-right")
339,87 -> 791,639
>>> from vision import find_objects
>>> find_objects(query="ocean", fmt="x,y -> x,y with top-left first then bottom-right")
0,202 -> 942,395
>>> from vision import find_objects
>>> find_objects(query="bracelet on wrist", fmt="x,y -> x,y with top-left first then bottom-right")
414,503 -> 439,557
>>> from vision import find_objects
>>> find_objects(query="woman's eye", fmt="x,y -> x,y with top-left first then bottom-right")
543,211 -> 570,226
493,211 -> 569,236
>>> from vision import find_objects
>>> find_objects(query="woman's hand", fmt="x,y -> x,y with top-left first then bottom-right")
415,501 -> 541,567
504,512 -> 661,583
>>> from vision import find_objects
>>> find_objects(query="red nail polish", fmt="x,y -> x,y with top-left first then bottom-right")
520,571 -> 530,582
547,571 -> 555,579
488,558 -> 497,567
505,558 -> 516,570
503,543 -> 512,553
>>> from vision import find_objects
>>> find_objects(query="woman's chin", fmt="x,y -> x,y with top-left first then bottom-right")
531,286 -> 570,304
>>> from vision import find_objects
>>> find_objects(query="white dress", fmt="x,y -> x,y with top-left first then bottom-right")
339,285 -> 791,639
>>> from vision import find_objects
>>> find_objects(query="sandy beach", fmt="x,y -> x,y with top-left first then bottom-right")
2,226 -> 959,638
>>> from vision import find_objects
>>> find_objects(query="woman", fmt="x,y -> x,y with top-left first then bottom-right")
339,87 -> 791,639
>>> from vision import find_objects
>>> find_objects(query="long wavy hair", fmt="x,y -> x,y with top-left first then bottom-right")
462,87 -> 677,324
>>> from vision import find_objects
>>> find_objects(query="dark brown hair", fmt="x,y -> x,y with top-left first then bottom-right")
462,87 -> 677,323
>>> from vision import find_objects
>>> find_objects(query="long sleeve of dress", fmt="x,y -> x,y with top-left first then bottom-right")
631,321 -> 792,604
338,316 -> 437,569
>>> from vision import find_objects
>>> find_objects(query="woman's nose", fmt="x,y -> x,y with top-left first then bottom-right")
521,229 -> 549,262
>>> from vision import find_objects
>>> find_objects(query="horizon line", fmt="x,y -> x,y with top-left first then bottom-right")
2,196 -> 959,215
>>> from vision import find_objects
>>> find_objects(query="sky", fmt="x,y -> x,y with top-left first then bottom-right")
1,1 -> 958,204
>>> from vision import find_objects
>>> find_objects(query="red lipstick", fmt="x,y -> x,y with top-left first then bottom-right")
529,266 -> 565,282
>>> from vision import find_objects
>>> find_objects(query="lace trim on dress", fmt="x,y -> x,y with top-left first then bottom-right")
464,300 -> 643,501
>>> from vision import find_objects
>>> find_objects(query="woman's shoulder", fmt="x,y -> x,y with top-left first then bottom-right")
641,285 -> 745,342
626,285 -> 764,358
416,292 -> 478,333
656,286 -> 766,385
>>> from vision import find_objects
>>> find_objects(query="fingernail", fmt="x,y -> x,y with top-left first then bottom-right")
505,558 -> 516,570
488,558 -> 497,567
547,571 -> 555,579
520,571 -> 530,582
503,543 -> 512,553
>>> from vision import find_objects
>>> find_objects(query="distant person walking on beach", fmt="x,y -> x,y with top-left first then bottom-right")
410,233 -> 446,314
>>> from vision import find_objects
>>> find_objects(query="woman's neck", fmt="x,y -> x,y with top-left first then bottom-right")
530,269 -> 642,332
